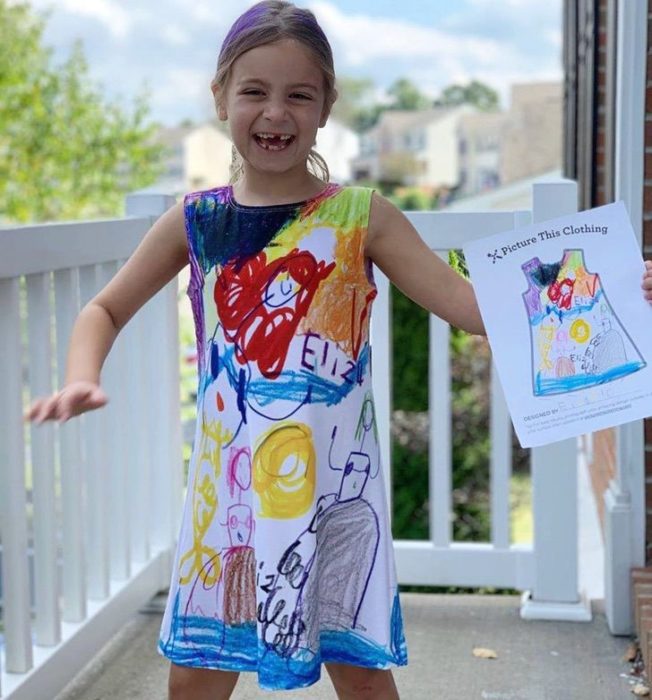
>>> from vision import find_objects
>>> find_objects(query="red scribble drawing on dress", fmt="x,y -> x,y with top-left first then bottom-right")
214,249 -> 335,379
350,287 -> 377,361
547,277 -> 575,310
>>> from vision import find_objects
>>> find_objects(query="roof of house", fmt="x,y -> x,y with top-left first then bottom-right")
368,106 -> 467,134
443,168 -> 563,212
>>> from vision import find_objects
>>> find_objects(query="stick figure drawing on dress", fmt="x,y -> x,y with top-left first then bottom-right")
257,395 -> 380,666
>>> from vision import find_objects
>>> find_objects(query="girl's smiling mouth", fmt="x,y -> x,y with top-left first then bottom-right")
254,132 -> 296,151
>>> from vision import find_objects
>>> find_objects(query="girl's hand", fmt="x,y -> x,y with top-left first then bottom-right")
642,260 -> 652,304
24,381 -> 109,424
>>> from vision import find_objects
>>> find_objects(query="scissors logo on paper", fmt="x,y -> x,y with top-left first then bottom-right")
487,249 -> 503,264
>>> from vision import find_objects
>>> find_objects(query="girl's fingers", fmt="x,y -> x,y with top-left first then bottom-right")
26,384 -> 109,424
34,394 -> 61,424
641,261 -> 652,297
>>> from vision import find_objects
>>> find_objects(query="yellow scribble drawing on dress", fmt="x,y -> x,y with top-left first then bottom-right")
178,417 -> 233,586
253,421 -> 316,519
537,321 -> 555,372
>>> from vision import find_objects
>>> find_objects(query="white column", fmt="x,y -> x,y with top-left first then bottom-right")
520,180 -> 591,621
607,0 -> 648,635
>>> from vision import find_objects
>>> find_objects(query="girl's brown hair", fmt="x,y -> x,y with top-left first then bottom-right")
211,0 -> 337,184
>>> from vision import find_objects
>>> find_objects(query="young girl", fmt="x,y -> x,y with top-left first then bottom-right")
30,1 -> 640,698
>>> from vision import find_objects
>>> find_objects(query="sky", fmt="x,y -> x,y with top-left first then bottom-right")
21,0 -> 563,126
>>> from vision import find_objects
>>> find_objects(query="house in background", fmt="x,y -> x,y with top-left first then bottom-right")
500,82 -> 563,186
314,117 -> 359,184
457,111 -> 507,196
353,82 -> 562,198
183,123 -> 233,191
352,106 -> 473,187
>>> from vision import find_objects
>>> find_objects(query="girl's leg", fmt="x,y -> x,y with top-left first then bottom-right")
325,663 -> 400,700
168,663 -> 239,700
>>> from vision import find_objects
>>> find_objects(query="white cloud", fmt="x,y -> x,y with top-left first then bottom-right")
161,24 -> 190,47
27,0 -> 133,38
150,67 -> 215,116
309,1 -> 504,67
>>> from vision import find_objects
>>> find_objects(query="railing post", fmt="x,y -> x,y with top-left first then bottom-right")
520,180 -> 591,621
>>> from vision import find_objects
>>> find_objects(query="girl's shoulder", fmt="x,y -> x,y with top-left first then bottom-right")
184,185 -> 231,209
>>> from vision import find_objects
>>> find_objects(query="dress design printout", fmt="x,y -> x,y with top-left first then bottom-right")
157,184 -> 407,691
522,249 -> 645,396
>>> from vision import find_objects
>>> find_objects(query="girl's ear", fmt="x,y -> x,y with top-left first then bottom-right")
319,88 -> 338,128
212,84 -> 228,121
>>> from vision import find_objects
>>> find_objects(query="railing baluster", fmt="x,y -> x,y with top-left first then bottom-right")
99,261 -> 131,581
143,287 -> 171,554
124,294 -> 150,564
161,279 -> 184,559
26,272 -> 61,646
78,264 -> 111,600
54,268 -> 87,622
429,264 -> 452,547
490,362 -> 512,548
0,277 -> 33,673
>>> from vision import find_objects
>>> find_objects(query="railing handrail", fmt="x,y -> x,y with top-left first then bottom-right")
0,216 -> 154,278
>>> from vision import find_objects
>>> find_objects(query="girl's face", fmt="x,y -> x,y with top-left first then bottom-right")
215,39 -> 331,181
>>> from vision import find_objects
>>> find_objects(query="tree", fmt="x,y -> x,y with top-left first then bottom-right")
0,1 -> 164,223
331,76 -> 385,132
434,80 -> 500,112
386,78 -> 431,111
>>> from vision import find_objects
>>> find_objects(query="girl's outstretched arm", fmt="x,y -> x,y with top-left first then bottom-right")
366,192 -> 485,336
25,201 -> 188,423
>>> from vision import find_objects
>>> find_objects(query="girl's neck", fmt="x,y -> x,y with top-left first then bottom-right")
232,171 -> 328,207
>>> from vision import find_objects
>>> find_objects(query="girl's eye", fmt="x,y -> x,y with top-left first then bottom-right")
291,93 -> 311,100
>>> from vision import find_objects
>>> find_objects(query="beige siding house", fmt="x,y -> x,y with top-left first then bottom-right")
457,112 -> 509,196
500,82 -> 563,185
353,106 -> 473,188
184,124 -> 233,191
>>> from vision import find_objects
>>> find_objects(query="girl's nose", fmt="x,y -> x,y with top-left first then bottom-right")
263,99 -> 287,121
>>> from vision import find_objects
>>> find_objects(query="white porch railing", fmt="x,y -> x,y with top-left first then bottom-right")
0,194 -> 183,699
0,180 -> 596,700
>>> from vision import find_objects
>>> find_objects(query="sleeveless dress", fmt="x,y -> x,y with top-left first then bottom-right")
522,249 -> 646,396
157,183 -> 408,691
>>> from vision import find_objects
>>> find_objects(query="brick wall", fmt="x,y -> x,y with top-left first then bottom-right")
586,1 -> 616,546
645,0 -> 652,565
